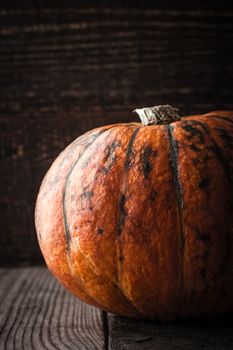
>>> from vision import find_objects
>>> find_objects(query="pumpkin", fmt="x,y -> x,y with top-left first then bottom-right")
35,105 -> 233,320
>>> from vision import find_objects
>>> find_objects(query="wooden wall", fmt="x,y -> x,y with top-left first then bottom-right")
1,1 -> 233,265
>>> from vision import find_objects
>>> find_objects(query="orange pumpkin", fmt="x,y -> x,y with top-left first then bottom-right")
35,105 -> 233,320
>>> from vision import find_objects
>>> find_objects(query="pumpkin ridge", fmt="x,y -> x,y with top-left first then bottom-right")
115,127 -> 145,314
206,115 -> 233,126
124,127 -> 141,170
116,127 -> 140,237
167,124 -> 185,310
62,125 -> 143,316
71,238 -> 142,317
35,130 -> 115,310
141,145 -> 156,180
192,120 -> 232,185
178,121 -> 214,299
61,127 -> 127,311
100,139 -> 121,174
116,194 -> 127,236
189,120 -> 233,278
37,132 -> 91,201
62,127 -> 115,254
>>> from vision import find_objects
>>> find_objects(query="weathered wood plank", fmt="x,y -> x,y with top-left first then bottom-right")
108,314 -> 233,349
1,268 -> 233,349
0,268 -> 106,350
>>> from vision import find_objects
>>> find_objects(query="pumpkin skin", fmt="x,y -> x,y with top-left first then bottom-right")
35,110 -> 233,320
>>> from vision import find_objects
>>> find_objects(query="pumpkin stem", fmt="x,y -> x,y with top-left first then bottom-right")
133,105 -> 181,125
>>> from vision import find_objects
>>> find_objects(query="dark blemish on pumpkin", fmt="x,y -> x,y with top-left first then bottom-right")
208,115 -> 233,126
192,155 -> 209,168
198,233 -> 211,243
189,121 -> 233,222
117,194 -> 127,235
100,166 -> 108,174
195,228 -> 211,243
80,190 -> 94,210
119,255 -> 124,262
215,128 -> 233,166
149,190 -> 157,202
167,126 -> 184,210
189,144 -> 200,152
81,156 -> 94,169
191,158 -> 198,167
100,140 -> 121,174
181,122 -> 205,144
62,129 -> 109,252
81,190 -> 93,199
215,127 -> 233,144
199,177 -> 210,190
209,143 -> 232,184
192,120 -> 232,185
215,128 -> 233,211
80,127 -> 117,170
141,146 -> 157,179
97,228 -> 104,235
124,128 -> 140,170
203,154 -> 210,162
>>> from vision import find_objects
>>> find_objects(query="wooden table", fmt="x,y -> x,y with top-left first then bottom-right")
1,268 -> 233,349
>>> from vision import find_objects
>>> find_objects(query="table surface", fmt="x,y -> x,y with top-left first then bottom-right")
1,268 -> 233,350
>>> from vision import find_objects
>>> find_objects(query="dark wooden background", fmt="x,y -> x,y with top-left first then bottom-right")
1,1 -> 233,266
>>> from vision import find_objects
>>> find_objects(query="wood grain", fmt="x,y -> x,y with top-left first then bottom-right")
108,314 -> 233,350
0,3 -> 233,265
0,268 -> 105,350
